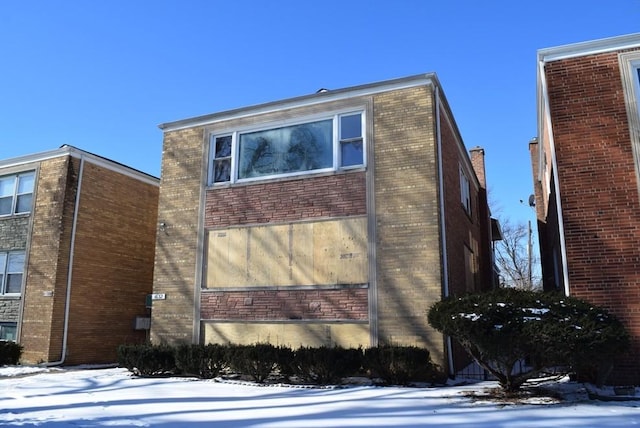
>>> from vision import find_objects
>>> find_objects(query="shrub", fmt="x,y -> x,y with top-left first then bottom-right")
227,343 -> 283,383
428,288 -> 629,392
363,345 -> 442,385
174,344 -> 229,379
292,346 -> 362,385
117,344 -> 176,377
0,341 -> 22,365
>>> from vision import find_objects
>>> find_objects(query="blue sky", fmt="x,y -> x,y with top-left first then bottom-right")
1,1 -> 639,231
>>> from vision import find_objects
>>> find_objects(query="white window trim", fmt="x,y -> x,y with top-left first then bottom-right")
0,250 -> 25,296
0,171 -> 35,217
208,109 -> 366,186
0,322 -> 17,341
619,52 -> 640,203
460,166 -> 471,216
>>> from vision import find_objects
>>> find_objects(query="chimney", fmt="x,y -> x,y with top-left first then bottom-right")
469,146 -> 486,189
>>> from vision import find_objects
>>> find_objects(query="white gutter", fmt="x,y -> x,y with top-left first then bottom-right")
435,87 -> 455,377
44,154 -> 85,365
537,59 -> 570,296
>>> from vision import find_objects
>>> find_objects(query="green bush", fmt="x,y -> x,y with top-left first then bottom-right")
117,344 -> 176,377
227,343 -> 283,383
428,288 -> 630,391
174,343 -> 229,379
363,345 -> 442,385
292,346 -> 363,385
0,341 -> 22,365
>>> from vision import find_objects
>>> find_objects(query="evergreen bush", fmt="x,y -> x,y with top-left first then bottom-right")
174,343 -> 229,379
0,341 -> 22,365
428,288 -> 629,391
117,344 -> 176,377
227,343 -> 282,383
363,345 -> 442,385
292,346 -> 362,385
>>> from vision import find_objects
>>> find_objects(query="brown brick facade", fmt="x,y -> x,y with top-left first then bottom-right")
3,149 -> 159,365
21,156 -> 74,363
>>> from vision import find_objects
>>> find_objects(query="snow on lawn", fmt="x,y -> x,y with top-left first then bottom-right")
1,366 -> 640,427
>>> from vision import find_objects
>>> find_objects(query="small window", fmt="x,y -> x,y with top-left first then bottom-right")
212,135 -> 232,183
339,113 -> 364,168
0,322 -> 17,341
0,251 -> 25,295
0,171 -> 35,216
460,167 -> 471,215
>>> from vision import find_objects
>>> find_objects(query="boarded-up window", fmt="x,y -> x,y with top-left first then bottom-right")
206,217 -> 368,288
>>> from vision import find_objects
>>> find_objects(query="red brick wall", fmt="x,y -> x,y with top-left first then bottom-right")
545,48 -> 640,383
205,172 -> 366,228
440,110 -> 484,297
203,172 -> 367,327
201,288 -> 368,321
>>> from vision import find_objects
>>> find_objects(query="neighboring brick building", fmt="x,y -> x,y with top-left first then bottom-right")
0,145 -> 159,364
531,33 -> 640,384
151,74 -> 498,374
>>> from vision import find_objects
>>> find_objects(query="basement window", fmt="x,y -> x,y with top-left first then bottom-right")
209,111 -> 365,184
0,322 -> 17,341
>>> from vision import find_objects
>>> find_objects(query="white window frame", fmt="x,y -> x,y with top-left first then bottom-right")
208,110 -> 366,186
0,251 -> 25,296
0,171 -> 35,217
460,166 -> 471,216
619,52 -> 640,198
0,322 -> 17,341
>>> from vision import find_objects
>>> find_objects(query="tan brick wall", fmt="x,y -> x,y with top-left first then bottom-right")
21,157 -> 74,363
151,127 -> 205,345
203,322 -> 369,349
372,85 -> 445,363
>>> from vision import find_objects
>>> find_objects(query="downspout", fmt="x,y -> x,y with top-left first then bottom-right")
434,86 -> 455,377
538,58 -> 570,296
45,154 -> 85,366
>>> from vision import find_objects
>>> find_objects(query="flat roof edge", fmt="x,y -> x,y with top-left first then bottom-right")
538,33 -> 640,63
0,145 -> 159,186
159,73 -> 438,132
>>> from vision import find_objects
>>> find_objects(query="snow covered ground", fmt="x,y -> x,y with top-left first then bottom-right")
1,366 -> 639,427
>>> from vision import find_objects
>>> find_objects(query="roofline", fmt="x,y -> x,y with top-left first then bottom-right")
538,32 -> 640,63
0,145 -> 159,186
159,73 -> 439,132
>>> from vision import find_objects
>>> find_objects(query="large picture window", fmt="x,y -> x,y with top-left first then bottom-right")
239,119 -> 333,179
0,251 -> 25,295
210,111 -> 365,184
0,171 -> 35,216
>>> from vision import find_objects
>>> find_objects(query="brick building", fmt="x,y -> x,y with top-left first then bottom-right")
531,33 -> 640,384
151,73 -> 498,374
0,145 -> 159,364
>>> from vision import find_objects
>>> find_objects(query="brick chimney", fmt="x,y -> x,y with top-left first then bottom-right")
469,146 -> 486,189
